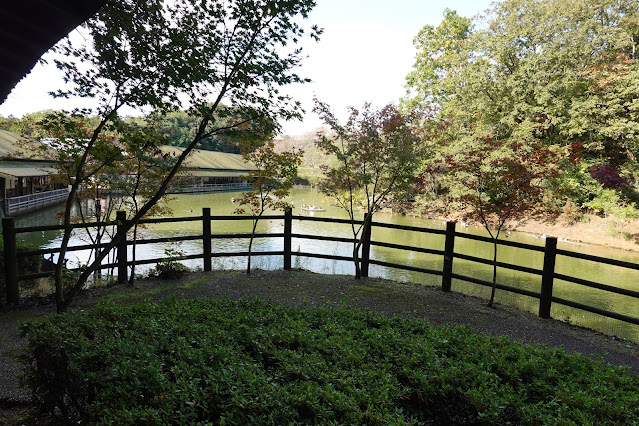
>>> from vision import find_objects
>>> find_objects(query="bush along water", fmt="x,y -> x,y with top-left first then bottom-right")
20,298 -> 639,424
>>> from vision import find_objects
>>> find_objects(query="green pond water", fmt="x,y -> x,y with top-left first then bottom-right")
13,187 -> 639,342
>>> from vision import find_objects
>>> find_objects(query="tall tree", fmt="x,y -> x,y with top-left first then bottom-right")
402,9 -> 473,109
314,100 -> 428,278
41,0 -> 320,312
405,0 -> 639,210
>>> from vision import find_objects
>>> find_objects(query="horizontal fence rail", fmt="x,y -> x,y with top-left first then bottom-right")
173,183 -> 252,194
3,209 -> 639,333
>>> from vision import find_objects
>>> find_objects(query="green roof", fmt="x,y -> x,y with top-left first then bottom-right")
160,145 -> 256,172
0,130 -> 50,160
0,132 -> 255,179
0,161 -> 57,178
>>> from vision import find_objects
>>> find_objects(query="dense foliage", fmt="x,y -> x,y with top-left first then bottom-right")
21,297 -> 639,424
405,0 -> 639,218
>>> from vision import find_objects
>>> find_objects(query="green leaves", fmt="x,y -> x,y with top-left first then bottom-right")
20,298 -> 639,424
314,100 -> 427,217
233,138 -> 302,273
41,0 -> 319,310
406,0 -> 639,215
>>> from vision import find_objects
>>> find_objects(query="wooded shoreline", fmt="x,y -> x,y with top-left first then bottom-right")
411,209 -> 639,253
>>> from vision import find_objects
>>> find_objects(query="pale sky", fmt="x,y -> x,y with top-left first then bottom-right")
0,0 -> 495,137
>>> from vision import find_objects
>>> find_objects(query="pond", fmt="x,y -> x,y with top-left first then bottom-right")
13,187 -> 639,342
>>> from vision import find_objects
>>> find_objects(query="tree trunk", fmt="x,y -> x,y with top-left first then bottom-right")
128,223 -> 138,285
353,242 -> 361,279
246,218 -> 259,275
488,240 -> 498,307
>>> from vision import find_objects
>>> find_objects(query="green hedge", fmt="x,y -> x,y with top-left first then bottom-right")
20,298 -> 639,424
0,235 -> 41,301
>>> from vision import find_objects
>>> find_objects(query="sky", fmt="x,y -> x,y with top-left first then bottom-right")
0,0 -> 495,137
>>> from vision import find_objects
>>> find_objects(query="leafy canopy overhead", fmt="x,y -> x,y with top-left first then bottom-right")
52,0 -> 321,125
404,0 -> 639,155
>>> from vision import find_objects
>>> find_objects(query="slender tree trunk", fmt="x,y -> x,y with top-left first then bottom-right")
353,242 -> 361,279
128,223 -> 138,285
247,218 -> 259,275
488,240 -> 498,307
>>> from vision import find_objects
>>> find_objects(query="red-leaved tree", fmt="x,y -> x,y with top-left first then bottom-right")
444,135 -> 565,307
314,100 -> 429,278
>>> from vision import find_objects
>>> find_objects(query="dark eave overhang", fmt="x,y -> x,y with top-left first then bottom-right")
0,0 -> 107,104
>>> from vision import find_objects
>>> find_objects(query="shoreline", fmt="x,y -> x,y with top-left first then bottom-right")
506,215 -> 639,253
408,210 -> 639,254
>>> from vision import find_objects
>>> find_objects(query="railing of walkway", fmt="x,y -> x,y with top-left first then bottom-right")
3,208 -> 639,330
3,188 -> 69,215
174,183 -> 252,193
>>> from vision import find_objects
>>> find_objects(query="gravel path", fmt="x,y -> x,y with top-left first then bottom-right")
1,269 -> 638,423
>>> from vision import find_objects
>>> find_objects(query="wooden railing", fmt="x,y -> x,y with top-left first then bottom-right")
3,209 -> 639,330
173,182 -> 252,193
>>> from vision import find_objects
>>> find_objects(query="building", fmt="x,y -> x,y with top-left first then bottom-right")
0,130 -> 257,215
0,130 -> 67,215
161,145 -> 256,193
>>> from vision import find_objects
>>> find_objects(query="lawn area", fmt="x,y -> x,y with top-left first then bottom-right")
20,296 -> 639,425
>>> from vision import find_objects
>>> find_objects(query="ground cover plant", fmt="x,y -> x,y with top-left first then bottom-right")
20,297 -> 639,424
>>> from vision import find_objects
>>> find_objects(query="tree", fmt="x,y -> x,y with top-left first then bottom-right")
106,117 -> 178,283
40,0 -> 320,312
234,139 -> 302,274
444,135 -> 566,307
405,0 -> 639,210
151,109 -> 244,153
402,9 -> 473,109
314,100 -> 427,278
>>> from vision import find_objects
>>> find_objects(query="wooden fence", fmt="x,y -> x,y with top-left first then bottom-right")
3,209 -> 639,329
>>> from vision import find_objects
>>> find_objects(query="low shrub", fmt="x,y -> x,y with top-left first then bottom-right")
148,247 -> 189,279
20,298 -> 639,424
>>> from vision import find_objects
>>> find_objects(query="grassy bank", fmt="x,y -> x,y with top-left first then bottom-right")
19,295 -> 639,424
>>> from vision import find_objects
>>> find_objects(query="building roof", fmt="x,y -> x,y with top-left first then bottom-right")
1,0 -> 107,103
161,145 -> 256,173
0,161 -> 56,179
0,129 -> 50,160
0,130 -> 255,179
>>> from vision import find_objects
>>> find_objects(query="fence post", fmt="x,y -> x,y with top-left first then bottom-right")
442,221 -> 456,292
2,217 -> 19,304
361,213 -> 372,278
116,211 -> 128,284
539,236 -> 557,319
203,208 -> 212,272
284,207 -> 292,270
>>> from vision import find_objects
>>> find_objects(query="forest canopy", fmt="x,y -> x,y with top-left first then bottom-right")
404,0 -> 639,219
0,109 -> 244,153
